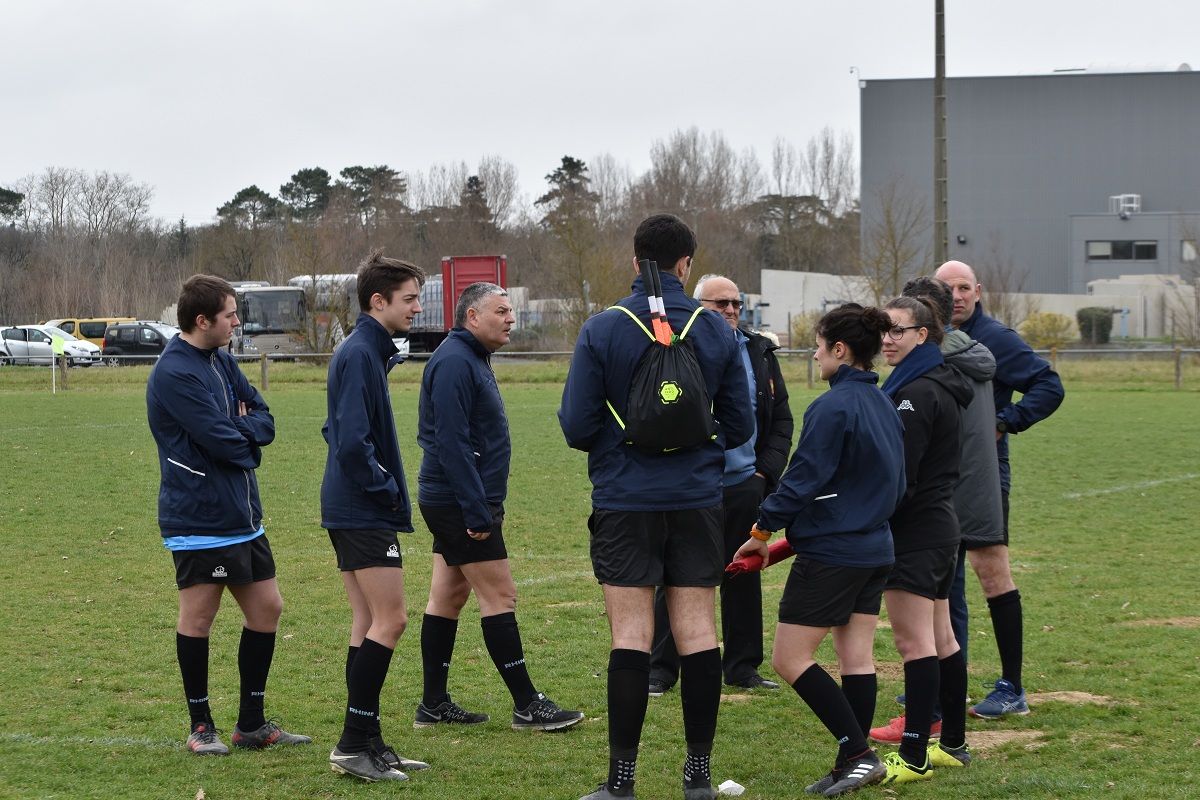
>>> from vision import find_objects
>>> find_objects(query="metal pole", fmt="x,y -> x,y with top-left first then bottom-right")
1176,347 -> 1183,389
934,0 -> 949,264
261,353 -> 269,391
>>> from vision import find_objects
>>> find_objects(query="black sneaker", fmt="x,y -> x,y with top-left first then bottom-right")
369,736 -> 430,772
805,768 -> 841,794
413,696 -> 490,728
683,775 -> 718,800
823,751 -> 886,797
512,692 -> 584,731
232,719 -> 313,749
579,782 -> 635,799
329,747 -> 408,782
729,673 -> 780,690
648,679 -> 671,697
185,722 -> 229,756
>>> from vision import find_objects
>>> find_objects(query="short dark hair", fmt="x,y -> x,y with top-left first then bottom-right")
357,249 -> 426,310
177,275 -> 235,332
633,214 -> 697,271
455,282 -> 507,327
885,295 -> 946,346
815,303 -> 894,371
901,276 -> 953,331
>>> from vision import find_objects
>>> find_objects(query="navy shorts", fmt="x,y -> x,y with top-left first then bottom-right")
173,534 -> 276,590
420,503 -> 508,566
328,528 -> 404,571
778,558 -> 892,627
884,545 -> 958,600
589,504 -> 723,587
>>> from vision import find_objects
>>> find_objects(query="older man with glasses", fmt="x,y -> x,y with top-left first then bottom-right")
648,274 -> 795,697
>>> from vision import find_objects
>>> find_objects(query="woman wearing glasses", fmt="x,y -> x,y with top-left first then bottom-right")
734,303 -> 905,797
875,296 -> 973,786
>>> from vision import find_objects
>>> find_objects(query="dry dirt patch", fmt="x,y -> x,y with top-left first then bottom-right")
1122,616 -> 1200,628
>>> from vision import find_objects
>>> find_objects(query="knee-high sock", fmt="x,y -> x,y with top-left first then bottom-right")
937,650 -> 968,749
177,632 -> 211,727
840,672 -> 878,741
679,648 -> 722,754
792,664 -> 870,763
236,627 -> 276,731
481,612 -> 538,709
988,590 -> 1023,691
420,613 -> 458,706
338,637 -> 394,752
606,648 -> 649,792
899,655 -> 939,767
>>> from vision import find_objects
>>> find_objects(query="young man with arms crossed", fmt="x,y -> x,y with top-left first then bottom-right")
323,251 -> 431,782
415,282 -> 583,733
559,214 -> 754,800
147,274 -> 310,756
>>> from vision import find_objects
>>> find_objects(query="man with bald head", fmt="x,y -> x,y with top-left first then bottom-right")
648,274 -> 794,696
933,261 -> 1064,720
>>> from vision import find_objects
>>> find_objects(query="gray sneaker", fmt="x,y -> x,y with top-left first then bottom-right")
683,776 -> 718,800
370,736 -> 430,772
512,692 -> 584,731
580,783 -> 635,800
185,722 -> 229,756
805,769 -> 839,794
414,696 -> 490,728
823,751 -> 886,797
232,720 -> 312,749
329,747 -> 409,782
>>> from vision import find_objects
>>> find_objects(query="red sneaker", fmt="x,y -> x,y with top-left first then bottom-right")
868,714 -> 942,744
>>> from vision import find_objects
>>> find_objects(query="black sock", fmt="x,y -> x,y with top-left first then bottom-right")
338,637 -> 394,753
679,648 -> 721,762
481,612 -> 538,710
937,650 -> 968,749
988,590 -> 1023,691
683,751 -> 711,786
606,648 -> 649,791
177,633 -> 212,727
345,645 -> 359,689
236,627 -> 275,731
840,672 -> 878,742
420,613 -> 458,707
898,655 -> 939,767
792,664 -> 869,763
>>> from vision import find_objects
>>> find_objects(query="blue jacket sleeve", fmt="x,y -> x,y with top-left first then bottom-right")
328,352 -> 400,505
711,326 -> 753,450
429,359 -> 492,530
228,362 -> 275,447
991,327 -> 1065,433
558,325 -> 607,452
161,367 -> 267,470
757,401 -> 844,533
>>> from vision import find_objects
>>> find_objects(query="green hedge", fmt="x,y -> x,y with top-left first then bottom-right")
1077,306 -> 1113,345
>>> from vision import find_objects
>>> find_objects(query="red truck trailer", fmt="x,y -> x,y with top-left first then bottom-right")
406,255 -> 508,353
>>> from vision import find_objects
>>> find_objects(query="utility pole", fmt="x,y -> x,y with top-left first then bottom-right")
934,0 -> 948,264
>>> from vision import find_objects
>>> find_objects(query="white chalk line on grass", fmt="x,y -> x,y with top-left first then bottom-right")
1063,473 -> 1199,499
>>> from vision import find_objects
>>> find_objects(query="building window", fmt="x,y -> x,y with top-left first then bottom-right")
1183,240 -> 1198,262
1085,240 -> 1158,261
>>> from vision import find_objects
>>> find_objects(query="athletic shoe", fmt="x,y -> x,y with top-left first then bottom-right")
823,751 -> 886,797
512,692 -> 584,731
329,747 -> 408,782
648,679 -> 671,697
231,720 -> 312,749
927,741 -> 971,768
895,693 -> 906,706
683,775 -> 718,799
414,696 -> 490,728
805,769 -> 840,794
729,673 -> 780,690
186,722 -> 229,755
878,752 -> 931,786
868,714 -> 941,744
370,736 -> 430,772
579,782 -> 635,799
968,678 -> 1031,719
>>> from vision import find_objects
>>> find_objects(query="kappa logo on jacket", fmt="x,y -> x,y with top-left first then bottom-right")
897,399 -> 915,412
386,544 -> 400,558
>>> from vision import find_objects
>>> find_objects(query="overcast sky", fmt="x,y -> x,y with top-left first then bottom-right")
6,1 -> 1197,225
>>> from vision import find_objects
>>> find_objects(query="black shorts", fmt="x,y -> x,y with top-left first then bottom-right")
778,558 -> 891,627
328,528 -> 404,571
884,545 -> 958,600
173,535 -> 276,590
419,503 -> 508,567
589,504 -> 723,588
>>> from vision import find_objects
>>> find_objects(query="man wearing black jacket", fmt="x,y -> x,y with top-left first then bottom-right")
649,274 -> 793,695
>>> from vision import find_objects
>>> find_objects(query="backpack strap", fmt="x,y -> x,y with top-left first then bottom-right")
677,306 -> 707,340
606,305 -> 655,341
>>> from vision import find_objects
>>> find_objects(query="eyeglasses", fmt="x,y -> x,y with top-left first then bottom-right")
701,298 -> 744,310
883,325 -> 923,340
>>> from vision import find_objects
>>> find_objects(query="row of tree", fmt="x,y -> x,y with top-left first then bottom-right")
1,127 -> 950,344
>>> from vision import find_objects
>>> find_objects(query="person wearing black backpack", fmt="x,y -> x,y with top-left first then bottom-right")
559,214 -> 754,800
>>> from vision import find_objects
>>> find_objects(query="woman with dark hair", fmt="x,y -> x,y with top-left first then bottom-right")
875,296 -> 974,785
734,304 -> 906,797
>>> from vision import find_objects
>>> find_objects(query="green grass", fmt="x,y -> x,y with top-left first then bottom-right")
1,361 -> 1198,799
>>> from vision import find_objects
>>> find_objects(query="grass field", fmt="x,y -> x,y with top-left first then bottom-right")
1,360 -> 1197,799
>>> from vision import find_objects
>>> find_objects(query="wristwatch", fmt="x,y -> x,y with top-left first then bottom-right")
996,419 -> 1010,434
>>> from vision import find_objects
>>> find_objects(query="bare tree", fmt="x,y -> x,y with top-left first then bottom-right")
976,230 -> 1038,329
859,176 -> 930,304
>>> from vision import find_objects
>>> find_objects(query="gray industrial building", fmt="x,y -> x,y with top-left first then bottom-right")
859,67 -> 1200,296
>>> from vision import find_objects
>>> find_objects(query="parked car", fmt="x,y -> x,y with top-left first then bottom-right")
101,321 -> 180,366
44,317 -> 136,349
0,325 -> 102,366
